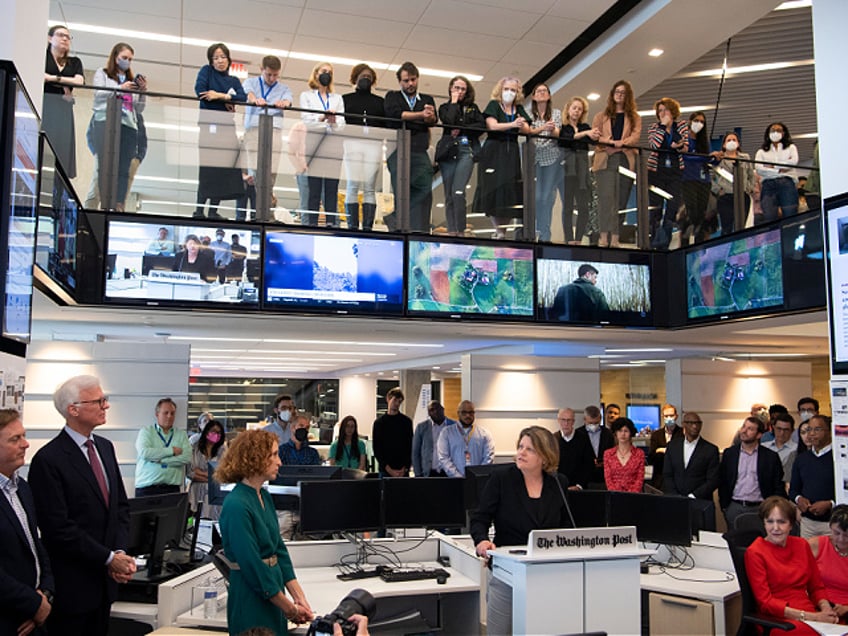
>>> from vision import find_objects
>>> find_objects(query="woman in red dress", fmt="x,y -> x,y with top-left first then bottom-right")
746,496 -> 838,633
603,417 -> 644,492
809,504 -> 848,620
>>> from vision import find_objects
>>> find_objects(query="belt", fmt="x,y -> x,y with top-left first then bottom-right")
732,499 -> 762,507
224,554 -> 278,570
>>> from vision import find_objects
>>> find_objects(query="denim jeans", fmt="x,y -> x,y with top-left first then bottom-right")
440,145 -> 474,234
758,176 -> 798,223
535,160 -> 562,242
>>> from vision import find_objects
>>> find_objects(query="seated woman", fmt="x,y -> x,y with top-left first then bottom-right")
745,496 -> 838,633
809,504 -> 848,620
470,426 -> 571,635
328,415 -> 366,470
603,417 -> 644,492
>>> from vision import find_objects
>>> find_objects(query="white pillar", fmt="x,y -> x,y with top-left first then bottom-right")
0,0 -> 49,111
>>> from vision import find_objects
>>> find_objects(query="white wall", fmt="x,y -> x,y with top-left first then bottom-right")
463,353 -> 601,454
23,340 -> 191,495
668,358 -> 812,449
339,375 -> 377,438
0,0 -> 49,110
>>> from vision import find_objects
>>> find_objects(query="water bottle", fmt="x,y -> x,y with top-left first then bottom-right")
203,588 -> 218,619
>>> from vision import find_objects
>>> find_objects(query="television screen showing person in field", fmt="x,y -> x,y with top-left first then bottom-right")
537,259 -> 651,325
407,240 -> 534,316
686,229 -> 783,319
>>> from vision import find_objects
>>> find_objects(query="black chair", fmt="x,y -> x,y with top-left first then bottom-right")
722,528 -> 795,635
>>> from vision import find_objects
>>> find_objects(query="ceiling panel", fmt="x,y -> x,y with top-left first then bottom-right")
304,0 -> 429,23
419,0 -> 543,37
295,9 -> 414,48
548,0 -> 617,21
522,15 -> 590,46
401,25 -> 515,63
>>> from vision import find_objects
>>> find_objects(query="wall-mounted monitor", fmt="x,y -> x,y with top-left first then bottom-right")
536,246 -> 652,326
35,134 -> 79,298
263,229 -> 404,315
781,211 -> 826,312
824,194 -> 848,375
103,217 -> 262,307
626,404 -> 661,435
407,238 -> 534,319
685,228 -> 783,322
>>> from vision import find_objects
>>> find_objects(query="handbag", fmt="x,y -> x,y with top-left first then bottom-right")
434,135 -> 459,163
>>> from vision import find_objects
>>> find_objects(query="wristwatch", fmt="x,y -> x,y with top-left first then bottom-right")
42,590 -> 54,605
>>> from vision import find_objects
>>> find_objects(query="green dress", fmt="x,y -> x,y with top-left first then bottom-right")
220,482 -> 297,635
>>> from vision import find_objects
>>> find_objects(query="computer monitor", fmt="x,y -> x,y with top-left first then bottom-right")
299,479 -> 383,535
126,492 -> 190,579
566,490 -> 610,528
382,477 -> 466,529
464,464 -> 510,511
626,404 -> 661,435
608,492 -> 692,547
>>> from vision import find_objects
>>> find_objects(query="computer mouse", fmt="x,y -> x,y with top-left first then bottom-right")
436,574 -> 447,584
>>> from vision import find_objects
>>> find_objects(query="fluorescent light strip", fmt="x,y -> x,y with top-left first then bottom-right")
636,105 -> 714,117
173,336 -> 442,348
678,59 -> 813,79
192,348 -> 396,357
605,348 -> 672,353
776,0 -> 811,10
59,21 -> 483,81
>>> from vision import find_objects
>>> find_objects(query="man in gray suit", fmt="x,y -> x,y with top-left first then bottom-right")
412,401 -> 457,477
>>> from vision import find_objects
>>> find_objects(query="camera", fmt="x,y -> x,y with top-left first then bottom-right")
307,588 -> 375,636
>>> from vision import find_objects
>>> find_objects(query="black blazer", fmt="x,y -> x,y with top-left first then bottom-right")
648,426 -> 683,488
573,426 -> 615,485
0,477 -> 54,634
718,443 -> 785,510
662,436 -> 720,500
556,432 -> 593,489
28,430 -> 130,615
469,465 -> 571,548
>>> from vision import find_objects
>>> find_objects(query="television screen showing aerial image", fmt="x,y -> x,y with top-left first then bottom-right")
407,241 -> 533,316
686,229 -> 783,319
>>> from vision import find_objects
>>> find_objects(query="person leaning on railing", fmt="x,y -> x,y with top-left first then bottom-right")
755,122 -> 799,224
43,25 -> 84,179
711,132 -> 759,236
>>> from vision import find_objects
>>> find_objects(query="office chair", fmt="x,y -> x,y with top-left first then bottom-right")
722,528 -> 795,636
733,511 -> 763,533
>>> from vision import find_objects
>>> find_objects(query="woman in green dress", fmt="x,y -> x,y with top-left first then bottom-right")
328,415 -> 367,470
216,430 -> 313,635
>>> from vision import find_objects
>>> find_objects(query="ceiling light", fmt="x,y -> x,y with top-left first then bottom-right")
605,348 -> 673,353
637,105 -> 713,117
58,21 -> 483,81
678,59 -> 813,79
648,48 -> 664,57
262,338 -> 442,348
775,0 -> 811,9
587,93 -> 600,101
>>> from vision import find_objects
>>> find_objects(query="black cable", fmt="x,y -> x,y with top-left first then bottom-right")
710,39 -> 732,139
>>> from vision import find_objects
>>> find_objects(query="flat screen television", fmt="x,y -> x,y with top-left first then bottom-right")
0,69 -> 40,343
407,238 -> 534,319
382,477 -> 466,529
103,216 -> 262,307
299,479 -> 383,535
608,491 -> 692,547
824,194 -> 848,375
536,246 -> 652,326
35,134 -> 79,297
685,227 -> 783,322
263,229 -> 404,315
626,404 -> 661,435
781,211 -> 826,312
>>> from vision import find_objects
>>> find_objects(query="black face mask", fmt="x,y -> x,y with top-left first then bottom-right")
294,428 -> 309,443
318,72 -> 332,87
356,77 -> 372,92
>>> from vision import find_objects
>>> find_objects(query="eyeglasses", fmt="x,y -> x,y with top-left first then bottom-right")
613,89 -> 627,95
74,396 -> 109,408
53,32 -> 72,40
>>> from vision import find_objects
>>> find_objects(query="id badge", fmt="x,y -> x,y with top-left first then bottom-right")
209,124 -> 217,134
465,451 -> 471,462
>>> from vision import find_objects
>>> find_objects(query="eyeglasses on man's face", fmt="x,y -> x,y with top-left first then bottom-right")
74,396 -> 110,408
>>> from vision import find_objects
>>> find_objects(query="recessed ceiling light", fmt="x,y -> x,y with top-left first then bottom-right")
648,48 -> 664,57
587,93 -> 601,101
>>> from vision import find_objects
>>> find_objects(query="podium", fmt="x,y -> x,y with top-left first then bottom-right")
489,526 -> 648,635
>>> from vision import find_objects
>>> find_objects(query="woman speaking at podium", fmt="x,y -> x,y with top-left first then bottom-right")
216,430 -> 313,635
470,426 -> 571,635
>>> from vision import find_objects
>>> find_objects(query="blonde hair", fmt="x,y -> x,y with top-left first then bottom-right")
307,61 -> 334,91
565,96 -> 589,124
214,430 -> 278,483
491,76 -> 524,103
517,426 -> 560,475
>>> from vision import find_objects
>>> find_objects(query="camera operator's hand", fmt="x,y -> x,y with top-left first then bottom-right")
334,614 -> 369,636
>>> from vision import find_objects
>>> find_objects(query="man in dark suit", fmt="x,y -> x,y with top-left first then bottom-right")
28,375 -> 136,636
648,403 -> 683,489
0,409 -> 54,635
554,408 -> 592,490
573,405 -> 614,488
718,416 -> 785,529
662,411 -> 720,530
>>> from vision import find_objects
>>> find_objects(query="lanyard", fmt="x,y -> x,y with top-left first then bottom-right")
404,92 -> 418,110
259,78 -> 277,101
156,425 -> 174,448
317,90 -> 331,111
503,106 -> 515,123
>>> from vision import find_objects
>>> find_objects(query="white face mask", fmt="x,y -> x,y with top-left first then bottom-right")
663,417 -> 676,427
799,410 -> 814,423
501,89 -> 516,104
769,131 -> 783,143
278,410 -> 291,423
689,121 -> 704,134
725,140 -> 738,152
585,423 -> 600,433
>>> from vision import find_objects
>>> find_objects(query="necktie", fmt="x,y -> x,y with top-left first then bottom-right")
85,439 -> 110,507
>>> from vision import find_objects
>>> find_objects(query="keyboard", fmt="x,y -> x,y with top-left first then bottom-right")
336,568 -> 384,581
379,567 -> 450,583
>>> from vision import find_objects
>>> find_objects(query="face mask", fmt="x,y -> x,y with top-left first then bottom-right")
356,77 -> 372,92
116,58 -> 131,72
689,121 -> 704,134
585,423 -> 600,433
756,410 -> 769,423
206,432 -> 221,444
318,72 -> 332,87
664,417 -> 676,427
278,410 -> 291,423
294,428 -> 308,442
501,89 -> 516,104
799,410 -> 814,422
725,140 -> 738,152
769,131 -> 783,143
